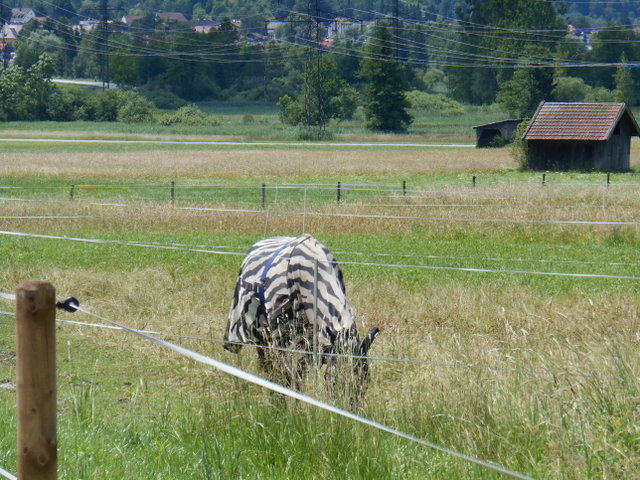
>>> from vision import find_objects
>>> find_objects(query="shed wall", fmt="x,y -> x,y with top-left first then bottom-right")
526,117 -> 632,171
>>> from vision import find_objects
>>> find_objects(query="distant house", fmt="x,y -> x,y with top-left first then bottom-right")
190,20 -> 220,33
156,12 -> 188,24
522,102 -> 640,171
473,119 -> 523,148
121,15 -> 144,25
327,17 -> 363,38
1,24 -> 21,44
10,8 -> 36,25
266,21 -> 285,38
78,19 -> 100,31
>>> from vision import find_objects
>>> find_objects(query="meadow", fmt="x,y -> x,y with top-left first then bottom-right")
1,126 -> 639,479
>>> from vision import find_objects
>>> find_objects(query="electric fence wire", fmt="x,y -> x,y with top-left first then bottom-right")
1,225 -> 638,270
3,205 -> 640,227
2,192 -> 639,226
1,229 -> 639,281
0,176 -> 629,191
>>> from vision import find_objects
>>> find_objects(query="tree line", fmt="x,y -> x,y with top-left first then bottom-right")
1,0 -> 639,130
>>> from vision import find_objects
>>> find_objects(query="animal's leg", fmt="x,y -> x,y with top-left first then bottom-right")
293,343 -> 311,391
324,357 -> 336,400
256,345 -> 271,373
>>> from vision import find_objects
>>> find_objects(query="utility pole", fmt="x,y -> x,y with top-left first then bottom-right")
99,0 -> 109,89
0,0 -> 7,69
303,0 -> 313,127
394,0 -> 399,60
263,20 -> 268,101
315,0 -> 324,130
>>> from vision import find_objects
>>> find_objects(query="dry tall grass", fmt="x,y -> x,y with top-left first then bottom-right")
0,148 -> 516,178
1,145 -> 639,478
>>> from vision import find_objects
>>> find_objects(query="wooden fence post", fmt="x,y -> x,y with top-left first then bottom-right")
472,175 -> 476,188
337,182 -> 341,205
261,183 -> 266,209
402,180 -> 407,197
170,181 -> 175,205
16,281 -> 57,480
69,185 -> 75,201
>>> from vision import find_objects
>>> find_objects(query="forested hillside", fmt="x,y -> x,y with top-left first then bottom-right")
2,0 -> 640,126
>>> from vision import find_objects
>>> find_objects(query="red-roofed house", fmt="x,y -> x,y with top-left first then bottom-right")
522,102 -> 640,171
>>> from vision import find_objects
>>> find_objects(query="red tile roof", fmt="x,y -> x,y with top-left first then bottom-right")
523,102 -> 640,141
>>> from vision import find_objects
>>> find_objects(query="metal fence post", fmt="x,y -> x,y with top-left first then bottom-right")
16,281 -> 57,480
302,186 -> 308,234
263,209 -> 270,238
261,183 -> 266,209
170,181 -> 175,205
312,259 -> 319,367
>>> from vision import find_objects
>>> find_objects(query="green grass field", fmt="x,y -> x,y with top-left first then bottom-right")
0,103 -> 506,143
1,130 -> 639,479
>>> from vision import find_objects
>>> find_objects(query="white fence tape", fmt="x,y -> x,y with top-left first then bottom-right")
0,466 -> 17,480
71,303 -> 533,479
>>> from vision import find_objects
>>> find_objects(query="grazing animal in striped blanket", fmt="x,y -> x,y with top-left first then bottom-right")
224,234 -> 379,397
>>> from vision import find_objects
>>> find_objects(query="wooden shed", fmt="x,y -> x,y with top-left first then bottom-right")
522,102 -> 640,171
473,119 -> 523,148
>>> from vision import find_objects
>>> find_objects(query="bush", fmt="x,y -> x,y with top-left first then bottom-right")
91,89 -> 125,121
509,120 -> 531,170
487,134 -> 509,148
405,90 -> 464,114
117,92 -> 154,123
140,88 -> 188,109
277,94 -> 304,126
585,86 -> 616,103
45,87 -> 94,121
158,104 -> 220,127
46,89 -> 79,121
552,77 -> 589,102
242,114 -> 256,124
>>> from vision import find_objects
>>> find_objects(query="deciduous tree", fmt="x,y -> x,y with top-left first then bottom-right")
614,53 -> 636,106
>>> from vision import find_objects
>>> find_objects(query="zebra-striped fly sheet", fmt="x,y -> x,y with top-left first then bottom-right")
224,234 -> 356,353
224,234 -> 379,395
